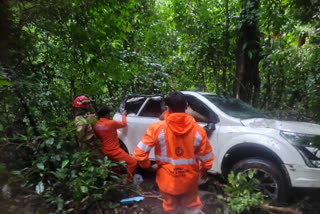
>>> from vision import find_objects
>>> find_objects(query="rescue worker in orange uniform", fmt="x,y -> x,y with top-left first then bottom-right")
134,92 -> 214,213
94,106 -> 137,184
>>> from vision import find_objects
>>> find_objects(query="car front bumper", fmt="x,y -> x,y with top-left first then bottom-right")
285,164 -> 320,188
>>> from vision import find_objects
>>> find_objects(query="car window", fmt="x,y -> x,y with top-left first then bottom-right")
124,96 -> 147,115
139,97 -> 164,117
185,95 -> 218,123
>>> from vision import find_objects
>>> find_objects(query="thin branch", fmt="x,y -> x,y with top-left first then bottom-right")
261,204 -> 301,214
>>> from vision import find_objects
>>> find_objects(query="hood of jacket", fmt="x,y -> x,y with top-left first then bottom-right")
165,112 -> 195,135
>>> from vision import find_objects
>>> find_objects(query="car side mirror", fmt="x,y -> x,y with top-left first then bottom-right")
204,122 -> 215,138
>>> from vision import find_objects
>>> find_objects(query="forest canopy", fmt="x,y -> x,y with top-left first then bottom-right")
1,0 -> 320,127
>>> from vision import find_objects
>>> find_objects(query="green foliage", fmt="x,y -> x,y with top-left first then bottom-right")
43,153 -> 124,213
15,120 -> 125,212
1,0 -> 320,211
223,170 -> 266,214
0,75 -> 12,86
170,0 -> 239,94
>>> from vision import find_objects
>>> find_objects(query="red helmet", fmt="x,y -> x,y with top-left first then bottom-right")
72,96 -> 91,108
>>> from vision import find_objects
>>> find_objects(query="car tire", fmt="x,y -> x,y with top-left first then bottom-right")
231,158 -> 289,202
119,140 -> 129,154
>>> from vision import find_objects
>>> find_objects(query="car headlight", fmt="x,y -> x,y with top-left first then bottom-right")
280,131 -> 320,168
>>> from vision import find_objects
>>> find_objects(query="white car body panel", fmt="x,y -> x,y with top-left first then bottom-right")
114,91 -> 320,188
285,165 -> 320,187
115,114 -> 157,158
241,118 -> 320,135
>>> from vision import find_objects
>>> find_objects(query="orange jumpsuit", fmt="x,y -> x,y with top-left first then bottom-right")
134,112 -> 214,213
94,115 -> 137,183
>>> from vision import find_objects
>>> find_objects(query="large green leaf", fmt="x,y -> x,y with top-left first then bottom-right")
36,163 -> 44,170
61,160 -> 69,168
0,76 -> 12,86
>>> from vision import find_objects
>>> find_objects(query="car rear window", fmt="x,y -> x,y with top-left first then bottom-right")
125,97 -> 147,114
139,99 -> 163,117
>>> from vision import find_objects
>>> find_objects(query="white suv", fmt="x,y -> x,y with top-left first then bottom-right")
113,91 -> 320,201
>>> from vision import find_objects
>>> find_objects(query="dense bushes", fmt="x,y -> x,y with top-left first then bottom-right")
1,120 -> 126,213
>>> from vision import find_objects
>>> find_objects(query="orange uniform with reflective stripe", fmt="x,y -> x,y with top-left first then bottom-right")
134,111 -> 214,196
94,115 -> 137,183
94,115 -> 127,153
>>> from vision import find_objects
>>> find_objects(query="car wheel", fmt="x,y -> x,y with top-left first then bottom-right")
231,158 -> 289,201
119,140 -> 129,154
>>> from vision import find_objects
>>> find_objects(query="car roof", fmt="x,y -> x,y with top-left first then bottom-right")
181,91 -> 216,96
123,91 -> 216,98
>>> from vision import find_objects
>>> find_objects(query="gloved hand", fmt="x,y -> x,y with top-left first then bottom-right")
146,163 -> 159,172
87,113 -> 96,120
199,168 -> 208,180
151,163 -> 159,171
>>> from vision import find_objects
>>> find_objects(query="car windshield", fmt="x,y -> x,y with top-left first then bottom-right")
203,95 -> 267,119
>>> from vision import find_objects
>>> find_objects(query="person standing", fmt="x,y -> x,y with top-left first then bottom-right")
94,106 -> 137,184
134,92 -> 214,214
72,96 -> 99,152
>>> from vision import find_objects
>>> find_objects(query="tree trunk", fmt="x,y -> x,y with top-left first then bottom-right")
233,0 -> 261,105
222,0 -> 230,96
265,68 -> 271,110
210,59 -> 219,94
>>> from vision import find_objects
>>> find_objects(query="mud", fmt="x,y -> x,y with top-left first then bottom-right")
1,169 -> 320,214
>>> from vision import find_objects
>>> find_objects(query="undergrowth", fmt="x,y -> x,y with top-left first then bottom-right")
0,119 -> 126,213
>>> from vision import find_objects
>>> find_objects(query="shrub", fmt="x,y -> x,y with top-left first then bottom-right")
13,120 -> 125,213
223,170 -> 267,214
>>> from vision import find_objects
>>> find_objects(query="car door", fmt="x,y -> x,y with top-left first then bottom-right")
184,94 -> 221,172
118,96 -> 164,157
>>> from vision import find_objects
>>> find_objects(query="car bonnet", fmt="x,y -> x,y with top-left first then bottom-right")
241,118 -> 320,135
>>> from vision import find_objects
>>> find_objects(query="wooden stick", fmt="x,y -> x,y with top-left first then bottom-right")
261,204 -> 301,214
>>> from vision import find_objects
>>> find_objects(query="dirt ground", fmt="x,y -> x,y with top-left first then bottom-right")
1,168 -> 320,214
101,169 -> 320,214
107,169 -> 320,214
103,169 -> 226,214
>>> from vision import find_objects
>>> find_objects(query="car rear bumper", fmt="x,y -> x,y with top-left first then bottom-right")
285,164 -> 320,188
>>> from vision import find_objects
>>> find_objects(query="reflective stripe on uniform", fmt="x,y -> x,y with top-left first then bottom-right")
137,141 -> 152,152
195,151 -> 214,161
155,155 -> 196,165
193,131 -> 201,150
158,130 -> 167,156
156,129 -> 197,166
94,127 -> 108,131
183,208 -> 201,214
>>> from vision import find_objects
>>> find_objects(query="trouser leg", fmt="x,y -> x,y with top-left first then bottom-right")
109,149 -> 137,183
160,191 -> 179,213
180,190 -> 201,214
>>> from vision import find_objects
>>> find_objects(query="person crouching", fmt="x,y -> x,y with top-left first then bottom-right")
94,106 -> 137,184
